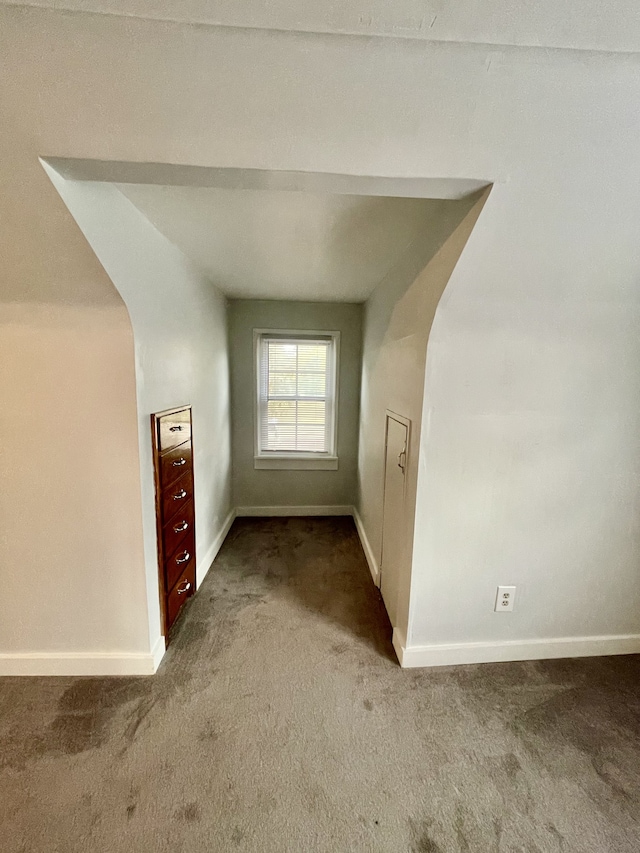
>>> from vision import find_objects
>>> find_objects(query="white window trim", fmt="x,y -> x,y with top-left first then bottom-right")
253,328 -> 340,471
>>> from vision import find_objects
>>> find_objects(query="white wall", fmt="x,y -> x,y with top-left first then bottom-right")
357,193 -> 488,628
3,5 -> 640,667
229,300 -> 361,509
0,301 -> 150,672
117,185 -> 454,302
44,174 -> 233,652
0,142 -> 151,672
5,0 -> 640,54
406,191 -> 640,658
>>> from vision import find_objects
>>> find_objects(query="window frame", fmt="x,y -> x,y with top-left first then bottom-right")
253,328 -> 340,471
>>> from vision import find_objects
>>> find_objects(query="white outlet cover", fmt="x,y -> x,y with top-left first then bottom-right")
495,585 -> 516,612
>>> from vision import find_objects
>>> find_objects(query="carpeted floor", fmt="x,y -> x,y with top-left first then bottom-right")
2,517 -> 640,852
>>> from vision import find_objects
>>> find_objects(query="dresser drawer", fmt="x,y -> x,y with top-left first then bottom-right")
160,441 -> 192,489
161,470 -> 193,522
162,499 -> 194,559
165,531 -> 195,592
157,409 -> 192,452
166,564 -> 195,628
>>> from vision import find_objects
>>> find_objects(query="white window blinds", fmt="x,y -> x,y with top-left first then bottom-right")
257,334 -> 337,455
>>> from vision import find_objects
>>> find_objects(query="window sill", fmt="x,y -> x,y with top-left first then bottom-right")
254,455 -> 339,471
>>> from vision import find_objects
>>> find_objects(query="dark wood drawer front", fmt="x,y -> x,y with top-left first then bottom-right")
166,564 -> 195,628
160,441 -> 192,489
165,531 -> 195,592
157,409 -> 192,452
152,405 -> 196,641
161,470 -> 193,522
162,499 -> 194,560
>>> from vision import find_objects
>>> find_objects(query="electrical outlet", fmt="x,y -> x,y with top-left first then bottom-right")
495,585 -> 516,612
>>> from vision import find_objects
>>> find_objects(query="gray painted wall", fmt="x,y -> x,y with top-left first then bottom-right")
229,300 -> 362,509
47,174 -> 233,653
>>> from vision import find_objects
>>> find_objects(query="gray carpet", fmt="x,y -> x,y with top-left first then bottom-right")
2,517 -> 640,852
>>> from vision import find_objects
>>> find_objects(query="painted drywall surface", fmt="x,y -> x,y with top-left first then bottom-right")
357,194 -> 488,635
0,132 -> 151,660
55,163 -> 483,200
229,300 -> 362,508
117,186 -> 453,303
2,6 -> 640,655
408,193 -> 640,646
0,300 -> 150,654
45,175 -> 233,646
4,0 -> 640,54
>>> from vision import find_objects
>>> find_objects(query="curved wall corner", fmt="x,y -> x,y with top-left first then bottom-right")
0,155 -> 151,675
43,167 -> 233,663
405,176 -> 640,666
357,189 -> 491,645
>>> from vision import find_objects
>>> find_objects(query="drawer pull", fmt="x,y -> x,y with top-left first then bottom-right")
176,580 -> 191,595
175,551 -> 190,565
173,520 -> 189,533
172,457 -> 187,467
169,425 -> 184,432
173,489 -> 187,501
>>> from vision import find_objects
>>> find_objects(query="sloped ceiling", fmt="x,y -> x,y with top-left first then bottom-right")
117,184 -> 446,301
2,0 -> 639,54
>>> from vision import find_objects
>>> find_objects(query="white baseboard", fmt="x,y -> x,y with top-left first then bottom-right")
0,504 -> 239,677
196,507 -> 236,587
392,628 -> 407,666
150,634 -> 166,673
392,628 -> 640,668
235,505 -> 353,517
352,507 -> 380,587
0,643 -> 166,677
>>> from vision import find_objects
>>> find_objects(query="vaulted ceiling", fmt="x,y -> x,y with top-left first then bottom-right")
117,184 -> 445,301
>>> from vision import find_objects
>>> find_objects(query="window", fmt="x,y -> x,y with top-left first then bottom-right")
254,330 -> 339,470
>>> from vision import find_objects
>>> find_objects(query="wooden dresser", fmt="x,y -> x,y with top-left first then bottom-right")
151,406 -> 196,638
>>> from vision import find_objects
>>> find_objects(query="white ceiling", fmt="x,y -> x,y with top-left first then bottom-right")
117,184 -> 444,301
3,0 -> 640,54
